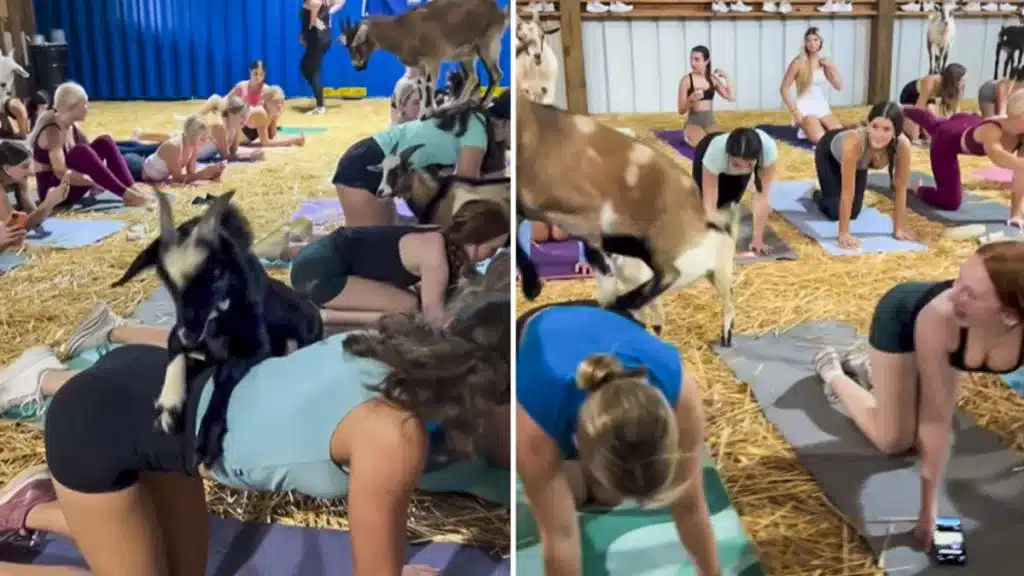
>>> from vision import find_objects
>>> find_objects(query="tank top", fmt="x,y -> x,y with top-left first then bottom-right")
300,3 -> 331,37
799,67 -> 829,101
32,120 -> 85,165
334,225 -> 427,288
829,126 -> 872,169
517,305 -> 684,459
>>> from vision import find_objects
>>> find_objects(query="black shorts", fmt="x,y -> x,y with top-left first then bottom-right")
867,281 -> 949,354
241,126 -> 259,142
898,80 -> 937,106
813,128 -> 866,221
515,300 -> 642,347
332,136 -> 386,194
45,345 -> 212,494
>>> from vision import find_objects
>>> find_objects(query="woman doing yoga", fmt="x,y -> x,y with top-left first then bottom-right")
692,127 -> 779,255
300,0 -> 345,116
677,45 -> 735,147
780,27 -> 844,144
121,115 -> 225,184
812,240 -> 1024,551
0,291 -> 510,576
239,86 -> 306,148
130,96 -> 264,164
0,141 -> 70,232
196,60 -> 268,114
896,63 -> 966,143
813,102 -> 914,250
333,91 -> 512,227
517,302 -> 719,576
901,91 -> 1024,226
27,82 -> 150,207
977,70 -> 1024,118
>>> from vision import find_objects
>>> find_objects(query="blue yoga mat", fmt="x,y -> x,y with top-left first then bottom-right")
1003,368 -> 1024,396
24,218 -> 126,249
0,251 -> 26,273
755,124 -> 815,151
769,181 -> 927,256
277,126 -> 328,136
68,191 -> 178,214
4,515 -> 509,575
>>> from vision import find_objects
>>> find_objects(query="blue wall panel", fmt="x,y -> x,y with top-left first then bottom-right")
31,0 -> 510,101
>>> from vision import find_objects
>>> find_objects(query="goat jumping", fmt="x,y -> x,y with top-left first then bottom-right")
927,3 -> 956,76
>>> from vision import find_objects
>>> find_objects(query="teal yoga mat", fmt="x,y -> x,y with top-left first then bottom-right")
277,126 -> 329,136
516,445 -> 764,575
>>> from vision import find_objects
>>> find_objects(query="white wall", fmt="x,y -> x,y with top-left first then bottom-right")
567,17 -> 871,114
540,28 -> 569,109
890,15 -> 1018,102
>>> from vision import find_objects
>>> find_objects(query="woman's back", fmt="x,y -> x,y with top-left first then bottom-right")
373,115 -> 488,169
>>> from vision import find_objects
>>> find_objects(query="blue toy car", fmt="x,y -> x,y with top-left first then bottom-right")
933,516 -> 967,565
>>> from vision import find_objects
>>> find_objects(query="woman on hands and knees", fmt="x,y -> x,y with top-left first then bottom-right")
896,63 -> 966,143
677,45 -> 735,148
812,240 -> 1024,551
517,302 -> 720,576
813,102 -> 915,250
978,69 -> 1024,119
780,27 -> 844,144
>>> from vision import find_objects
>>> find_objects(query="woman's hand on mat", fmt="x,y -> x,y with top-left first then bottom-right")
574,262 -> 593,275
1008,216 -> 1024,231
892,228 -> 916,242
748,240 -> 772,256
401,564 -> 438,575
837,233 -> 860,250
0,224 -> 26,250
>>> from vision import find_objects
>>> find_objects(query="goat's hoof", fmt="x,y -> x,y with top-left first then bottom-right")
522,280 -> 543,300
153,406 -> 182,434
652,325 -> 663,336
720,330 -> 733,348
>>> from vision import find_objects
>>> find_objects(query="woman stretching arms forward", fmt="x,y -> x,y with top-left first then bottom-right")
121,115 -> 225,184
132,96 -> 264,163
239,86 -> 306,148
780,27 -> 844,144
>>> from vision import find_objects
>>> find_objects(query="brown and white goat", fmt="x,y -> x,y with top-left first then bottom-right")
516,95 -> 740,346
926,3 -> 956,75
515,10 -> 560,105
603,254 -> 666,335
338,0 -> 509,115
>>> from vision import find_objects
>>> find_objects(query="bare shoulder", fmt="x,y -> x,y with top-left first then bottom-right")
917,290 -> 958,352
337,399 -> 429,466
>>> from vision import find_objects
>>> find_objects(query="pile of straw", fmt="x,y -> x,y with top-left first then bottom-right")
518,102 -> 1024,575
0,99 -> 508,553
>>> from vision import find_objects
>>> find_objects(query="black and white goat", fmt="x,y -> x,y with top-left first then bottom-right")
995,9 -> 1024,79
927,2 -> 957,75
110,190 -> 323,467
516,95 -> 741,346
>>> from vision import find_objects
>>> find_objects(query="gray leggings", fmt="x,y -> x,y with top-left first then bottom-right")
685,109 -> 716,128
978,80 -> 999,105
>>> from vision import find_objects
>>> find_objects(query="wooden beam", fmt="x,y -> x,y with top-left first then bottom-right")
868,0 -> 894,103
558,1 -> 588,113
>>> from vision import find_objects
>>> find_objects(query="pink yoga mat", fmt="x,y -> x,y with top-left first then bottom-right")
971,166 -> 1013,184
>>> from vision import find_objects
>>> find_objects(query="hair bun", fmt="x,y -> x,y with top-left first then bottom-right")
576,353 -> 626,392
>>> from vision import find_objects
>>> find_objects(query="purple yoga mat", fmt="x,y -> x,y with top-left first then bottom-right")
7,515 -> 509,575
291,198 -> 416,226
528,240 -> 591,280
755,124 -> 815,151
653,130 -> 696,159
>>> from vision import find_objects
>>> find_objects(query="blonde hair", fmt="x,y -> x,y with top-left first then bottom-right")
181,115 -> 210,144
1008,90 -> 1024,117
793,28 -> 821,97
263,85 -> 285,104
221,95 -> 247,117
575,353 -> 686,507
27,81 -> 89,149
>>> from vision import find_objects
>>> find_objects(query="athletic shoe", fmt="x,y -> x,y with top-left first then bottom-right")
0,464 -> 56,544
841,345 -> 873,390
252,218 -> 314,260
813,347 -> 843,403
0,347 -> 62,423
60,302 -> 125,361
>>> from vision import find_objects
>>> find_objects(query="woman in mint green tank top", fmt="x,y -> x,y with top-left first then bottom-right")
0,293 -> 511,576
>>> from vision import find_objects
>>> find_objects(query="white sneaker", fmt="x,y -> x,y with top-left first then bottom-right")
922,1 -> 936,10
305,106 -> 326,116
608,1 -> 634,12
730,0 -> 752,11
0,347 -> 62,420
964,1 -> 981,10
1000,2 -> 1015,11
817,0 -> 837,12
901,2 -> 921,10
61,303 -> 126,360
840,0 -> 854,11
711,0 -> 730,11
778,1 -> 793,12
982,2 -> 998,11
543,2 -> 555,10
586,1 -> 609,12
763,1 -> 777,10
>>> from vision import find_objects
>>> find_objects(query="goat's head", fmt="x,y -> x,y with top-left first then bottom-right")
111,190 -> 256,348
516,10 -> 559,66
370,142 -> 426,198
338,18 -> 376,72
0,49 -> 29,98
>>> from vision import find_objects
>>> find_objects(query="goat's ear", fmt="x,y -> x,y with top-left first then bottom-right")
110,239 -> 161,287
155,189 -> 178,241
399,143 -> 425,166
11,62 -> 28,78
353,23 -> 369,46
196,190 -> 235,241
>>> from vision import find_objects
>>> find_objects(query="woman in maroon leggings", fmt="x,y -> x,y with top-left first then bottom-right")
27,81 -> 150,207
901,96 -> 1024,229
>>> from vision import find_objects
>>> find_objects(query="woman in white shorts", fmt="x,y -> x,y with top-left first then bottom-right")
780,27 -> 844,144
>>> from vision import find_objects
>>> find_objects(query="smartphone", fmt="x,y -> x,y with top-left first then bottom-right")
6,211 -> 28,230
932,516 -> 967,565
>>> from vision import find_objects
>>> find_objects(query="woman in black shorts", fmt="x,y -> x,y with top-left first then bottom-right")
332,91 -> 511,228
812,240 -> 1024,551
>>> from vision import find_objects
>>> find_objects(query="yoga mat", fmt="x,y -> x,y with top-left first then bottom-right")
713,321 -> 1024,575
8,515 -> 509,575
755,124 -> 815,151
516,444 -> 764,575
0,251 -> 26,274
67,191 -> 177,214
769,181 -> 927,256
523,236 -> 589,281
1001,368 -> 1024,396
866,172 -> 1011,225
290,198 -> 415,227
970,166 -> 1012,184
131,285 -> 178,327
277,126 -> 329,136
734,207 -> 797,264
653,129 -> 696,160
24,218 -> 125,249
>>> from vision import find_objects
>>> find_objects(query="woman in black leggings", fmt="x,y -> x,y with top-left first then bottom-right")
300,0 -> 343,115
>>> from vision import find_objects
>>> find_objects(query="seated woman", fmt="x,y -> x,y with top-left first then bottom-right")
262,200 -> 509,329
813,102 -> 915,250
0,95 -> 32,139
0,141 -> 70,231
121,115 -> 225,184
780,27 -> 843,144
333,90 -> 511,227
239,86 -> 306,148
0,291 -> 509,576
197,59 -> 268,115
692,127 -> 779,255
27,81 -> 150,207
128,96 -> 264,164
901,92 -> 1024,226
516,302 -> 720,575
978,70 -> 1024,118
678,45 -> 734,147
896,63 -> 966,143
812,240 -> 1024,550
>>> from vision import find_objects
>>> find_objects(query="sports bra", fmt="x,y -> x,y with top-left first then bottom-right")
964,119 -> 1024,157
233,82 -> 264,107
686,73 -> 715,101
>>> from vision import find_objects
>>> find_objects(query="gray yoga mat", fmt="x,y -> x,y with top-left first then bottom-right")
866,172 -> 1010,225
713,321 -> 1024,574
735,208 -> 797,264
132,286 -> 177,327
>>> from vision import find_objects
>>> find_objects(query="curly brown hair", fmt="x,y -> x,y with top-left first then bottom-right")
439,200 -> 510,287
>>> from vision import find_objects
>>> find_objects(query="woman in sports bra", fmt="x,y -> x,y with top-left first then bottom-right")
196,60 -> 268,115
896,63 -> 966,143
238,85 -> 307,148
813,102 -> 915,249
121,115 -> 226,185
780,27 -> 844,144
902,91 -> 1024,226
516,302 -> 720,575
678,45 -> 734,147
978,69 -> 1024,118
812,240 -> 1024,551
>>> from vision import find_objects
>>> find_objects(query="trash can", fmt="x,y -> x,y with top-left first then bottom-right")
27,42 -> 69,97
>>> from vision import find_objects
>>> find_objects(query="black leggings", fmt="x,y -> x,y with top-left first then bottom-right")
813,128 -> 867,221
300,31 -> 332,108
45,345 -> 211,493
692,132 -> 751,208
516,300 -> 643,347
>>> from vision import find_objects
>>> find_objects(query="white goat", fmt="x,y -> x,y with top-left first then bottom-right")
0,48 -> 29,99
927,3 -> 957,75
605,254 -> 666,335
515,10 -> 560,105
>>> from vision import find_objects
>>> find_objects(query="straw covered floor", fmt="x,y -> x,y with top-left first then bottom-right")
517,102 -> 1024,575
0,99 -> 508,553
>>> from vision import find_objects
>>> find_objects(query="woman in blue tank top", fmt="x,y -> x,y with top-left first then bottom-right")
0,293 -> 510,576
516,302 -> 721,575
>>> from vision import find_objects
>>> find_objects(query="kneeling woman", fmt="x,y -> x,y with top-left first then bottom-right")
122,115 -> 225,184
812,240 -> 1024,550
516,302 -> 719,574
693,127 -> 779,254
281,200 -> 509,329
677,45 -> 734,147
896,63 -> 966,143
813,102 -> 915,250
0,293 -> 510,576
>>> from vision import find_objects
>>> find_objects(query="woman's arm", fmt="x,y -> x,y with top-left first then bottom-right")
779,59 -> 802,121
41,128 -> 94,187
979,124 -> 1024,171
712,71 -> 735,102
517,404 -> 583,576
328,0 -> 346,14
670,372 -> 720,576
677,76 -> 694,114
416,232 -> 450,327
247,115 -> 304,147
751,163 -> 774,246
892,136 -> 912,234
160,144 -> 190,184
837,132 -> 863,237
212,124 -> 237,161
453,146 -> 486,178
822,58 -> 843,91
916,76 -> 938,108
700,168 -> 720,219
996,81 -> 1011,117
